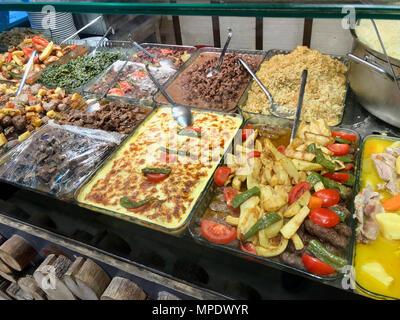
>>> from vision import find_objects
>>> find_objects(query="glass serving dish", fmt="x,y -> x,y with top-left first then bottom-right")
352,134 -> 400,300
154,47 -> 266,113
237,49 -> 349,127
74,105 -> 243,236
188,114 -> 360,283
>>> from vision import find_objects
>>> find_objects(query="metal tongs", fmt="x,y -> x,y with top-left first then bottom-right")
206,27 -> 233,78
238,57 -> 295,118
145,64 -> 192,127
90,26 -> 115,56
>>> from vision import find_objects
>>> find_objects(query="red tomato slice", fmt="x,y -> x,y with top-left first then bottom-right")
326,144 -> 350,156
5,102 -> 14,109
214,166 -> 231,187
309,208 -> 340,228
343,163 -> 353,171
331,131 -> 357,141
185,126 -> 202,133
323,172 -> 349,183
247,151 -> 261,159
145,173 -> 169,182
160,49 -> 173,55
108,88 -> 125,96
132,71 -> 148,78
289,182 -> 311,205
119,81 -> 132,91
277,145 -> 286,154
240,242 -> 257,255
302,253 -> 335,276
313,189 -> 340,207
224,187 -> 240,213
32,36 -> 49,47
71,45 -> 78,50
6,53 -> 12,63
200,220 -> 237,244
241,124 -> 253,140
159,152 -> 177,164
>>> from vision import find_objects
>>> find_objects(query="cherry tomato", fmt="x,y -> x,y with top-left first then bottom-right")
108,88 -> 125,96
160,152 -> 177,164
224,187 -> 240,213
160,49 -> 173,55
214,166 -> 231,187
32,36 -> 49,47
277,145 -> 286,154
200,220 -> 237,244
302,253 -> 335,276
247,150 -> 261,158
309,208 -> 340,228
71,45 -> 77,50
343,163 -> 353,171
119,81 -> 132,91
313,189 -> 340,207
132,71 -> 148,78
145,173 -> 169,182
185,126 -> 202,133
326,143 -> 350,156
289,182 -> 311,205
331,131 -> 357,141
22,47 -> 38,62
323,172 -> 349,183
240,242 -> 257,255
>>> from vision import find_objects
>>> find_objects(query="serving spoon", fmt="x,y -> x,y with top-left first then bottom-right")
206,27 -> 233,78
238,57 -> 295,118
145,64 -> 192,127
290,69 -> 308,143
90,26 -> 115,56
15,50 -> 37,97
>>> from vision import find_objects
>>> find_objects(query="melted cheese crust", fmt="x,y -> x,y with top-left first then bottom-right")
77,107 -> 241,230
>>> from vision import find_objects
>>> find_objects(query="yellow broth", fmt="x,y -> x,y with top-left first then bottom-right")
355,137 -> 400,299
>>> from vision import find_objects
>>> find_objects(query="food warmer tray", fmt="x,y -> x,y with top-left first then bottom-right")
188,113 -> 360,283
153,47 -> 267,114
237,49 -> 350,127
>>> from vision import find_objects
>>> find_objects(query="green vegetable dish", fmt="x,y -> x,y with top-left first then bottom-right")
39,51 -> 124,90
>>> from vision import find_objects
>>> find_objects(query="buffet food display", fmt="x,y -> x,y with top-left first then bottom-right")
75,106 -> 242,232
1,24 -> 400,300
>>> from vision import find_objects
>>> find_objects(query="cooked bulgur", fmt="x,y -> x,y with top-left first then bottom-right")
242,46 -> 348,126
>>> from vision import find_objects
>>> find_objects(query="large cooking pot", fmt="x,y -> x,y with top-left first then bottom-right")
348,27 -> 400,128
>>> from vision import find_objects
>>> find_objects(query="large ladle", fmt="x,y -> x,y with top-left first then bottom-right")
238,57 -> 295,118
145,64 -> 192,127
206,27 -> 233,78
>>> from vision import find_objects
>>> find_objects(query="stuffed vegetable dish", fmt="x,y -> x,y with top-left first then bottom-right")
193,118 -> 358,278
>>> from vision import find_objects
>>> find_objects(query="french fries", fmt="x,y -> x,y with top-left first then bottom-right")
280,206 -> 310,239
256,238 -> 289,257
284,148 -> 315,162
304,132 -> 335,146
284,191 -> 311,218
292,159 -> 323,171
291,233 -> 304,250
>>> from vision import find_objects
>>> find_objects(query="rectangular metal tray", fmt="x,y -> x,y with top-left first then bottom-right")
188,114 -> 361,283
0,98 -> 154,201
153,47 -> 267,113
73,105 -> 244,236
86,43 -> 198,105
237,49 -> 350,127
352,134 -> 400,300
38,41 -> 136,95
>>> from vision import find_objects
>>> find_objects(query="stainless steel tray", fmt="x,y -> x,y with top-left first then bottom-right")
0,98 -> 154,201
352,134 -> 400,300
237,49 -> 350,127
153,47 -> 267,113
73,105 -> 243,237
188,114 -> 361,284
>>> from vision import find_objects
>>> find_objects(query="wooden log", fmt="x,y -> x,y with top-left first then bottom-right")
18,276 -> 47,300
64,257 -> 110,300
0,235 -> 37,271
100,277 -> 146,300
157,291 -> 181,300
33,254 -> 76,300
5,282 -> 33,300
0,279 -> 12,300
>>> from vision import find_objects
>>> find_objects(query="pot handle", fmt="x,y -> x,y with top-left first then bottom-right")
347,53 -> 398,80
